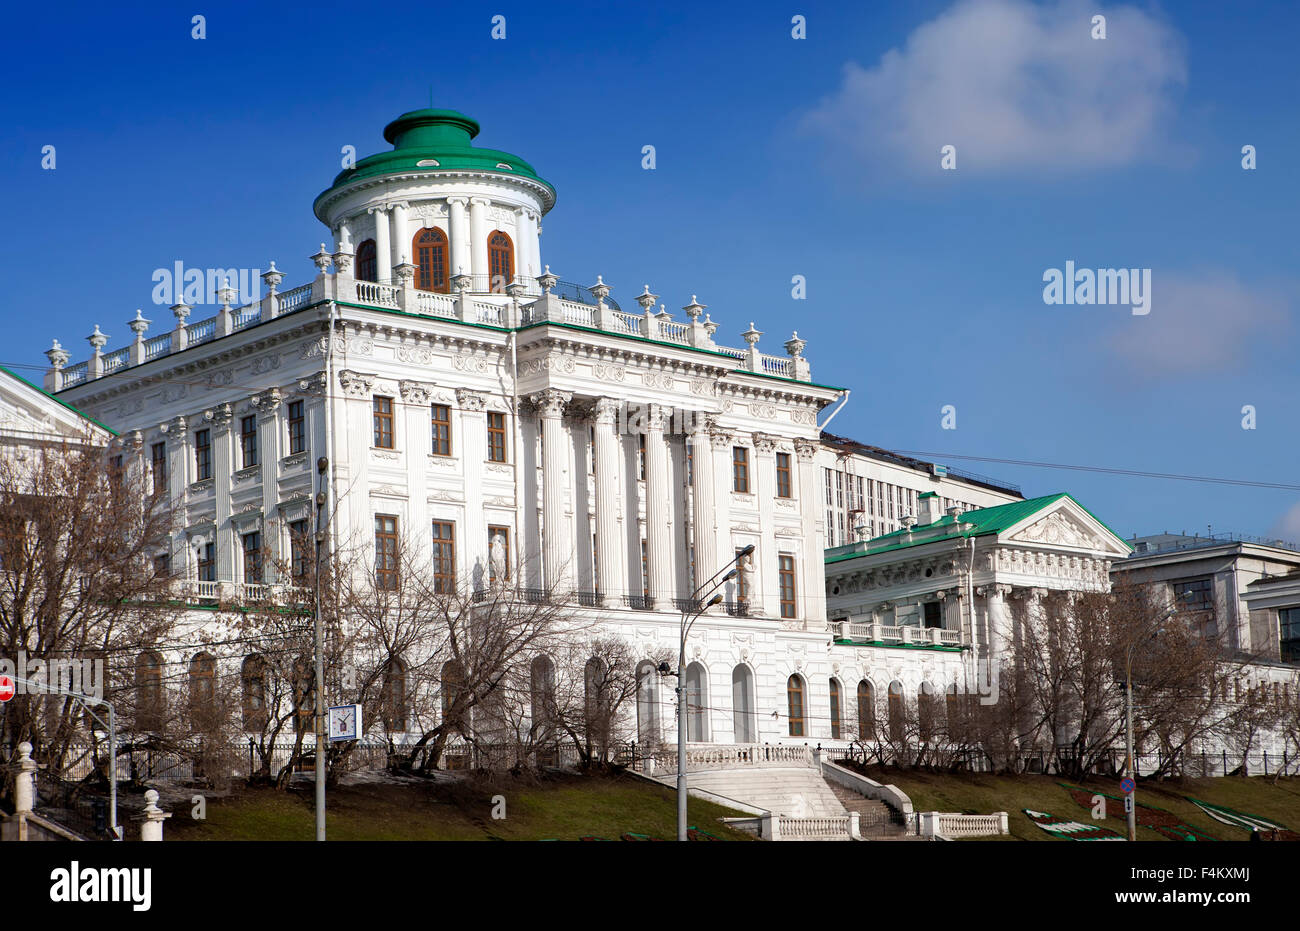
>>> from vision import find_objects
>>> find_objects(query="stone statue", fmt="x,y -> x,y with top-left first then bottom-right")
489,531 -> 507,585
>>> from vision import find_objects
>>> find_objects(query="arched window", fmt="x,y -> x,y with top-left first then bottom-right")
685,662 -> 707,742
887,680 -> 905,742
241,655 -> 267,731
356,239 -> 377,282
413,227 -> 449,292
189,652 -> 215,709
829,678 -> 843,740
946,683 -> 963,740
636,661 -> 660,746
487,230 -> 514,291
292,657 -> 314,733
530,654 -> 557,765
441,659 -> 465,732
382,657 -> 407,732
731,665 -> 756,744
584,657 -> 611,757
857,680 -> 875,740
787,674 -> 805,737
136,651 -> 163,731
918,682 -> 937,742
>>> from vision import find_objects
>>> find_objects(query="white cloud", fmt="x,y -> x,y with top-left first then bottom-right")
1269,502 -> 1300,544
803,0 -> 1187,177
1101,271 -> 1291,375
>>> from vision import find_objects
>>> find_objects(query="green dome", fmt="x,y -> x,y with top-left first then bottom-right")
313,108 -> 555,219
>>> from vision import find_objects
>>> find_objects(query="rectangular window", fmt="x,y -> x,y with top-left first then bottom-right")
775,452 -> 792,498
242,531 -> 263,584
287,400 -> 305,455
487,411 -> 508,462
375,515 -> 399,590
150,442 -> 167,495
733,447 -> 750,493
588,426 -> 596,474
923,601 -> 942,628
778,554 -> 797,619
153,553 -> 171,578
488,525 -> 511,582
240,415 -> 258,468
1282,607 -> 1300,663
196,542 -> 215,582
431,521 -> 456,594
289,519 -> 309,580
431,403 -> 452,457
641,540 -> 650,597
1175,577 -> 1216,637
373,396 -> 394,449
194,429 -> 211,481
638,434 -> 647,481
686,440 -> 694,487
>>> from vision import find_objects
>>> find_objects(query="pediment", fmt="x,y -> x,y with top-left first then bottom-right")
1003,500 -> 1130,557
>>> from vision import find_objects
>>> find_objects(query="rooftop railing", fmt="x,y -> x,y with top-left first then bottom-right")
44,259 -> 815,390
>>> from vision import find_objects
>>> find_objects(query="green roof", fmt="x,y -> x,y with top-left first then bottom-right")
313,108 -> 555,219
825,492 -> 1130,563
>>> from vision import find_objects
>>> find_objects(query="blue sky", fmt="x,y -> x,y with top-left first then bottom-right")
2,0 -> 1298,542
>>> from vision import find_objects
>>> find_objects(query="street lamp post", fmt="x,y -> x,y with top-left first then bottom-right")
676,544 -> 754,842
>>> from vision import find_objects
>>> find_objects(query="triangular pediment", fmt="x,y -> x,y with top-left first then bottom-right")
0,368 -> 111,443
1002,498 -> 1131,557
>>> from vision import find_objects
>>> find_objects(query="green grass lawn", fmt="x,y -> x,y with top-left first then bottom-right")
855,764 -> 1300,841
165,772 -> 755,841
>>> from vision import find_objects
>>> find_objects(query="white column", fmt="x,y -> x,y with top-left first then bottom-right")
469,197 -> 490,283
371,205 -> 391,282
593,398 -> 627,598
690,418 -> 717,591
643,405 -> 674,606
709,426 -> 734,598
457,388 -> 489,585
447,197 -> 469,277
254,391 -> 282,570
516,207 -> 538,279
390,202 -> 410,268
334,218 -> 353,253
205,404 -> 235,581
794,439 -> 825,626
533,390 -> 572,591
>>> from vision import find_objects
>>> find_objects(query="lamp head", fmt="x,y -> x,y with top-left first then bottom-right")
706,593 -> 724,608
723,569 -> 737,582
740,544 -> 756,557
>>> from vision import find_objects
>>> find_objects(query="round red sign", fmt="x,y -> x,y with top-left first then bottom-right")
0,675 -> 15,703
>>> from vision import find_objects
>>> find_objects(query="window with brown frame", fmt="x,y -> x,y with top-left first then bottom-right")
779,554 -> 797,619
150,442 -> 167,494
356,239 -> 377,282
194,429 -> 211,481
413,227 -> 449,293
189,652 -> 216,709
289,519 -> 309,580
373,396 -> 394,449
857,680 -> 874,739
197,542 -> 215,582
487,230 -> 514,290
638,434 -> 647,480
829,678 -> 843,739
430,403 -> 452,456
375,515 -> 399,590
732,446 -> 749,493
241,655 -> 267,730
787,674 -> 805,737
242,531 -> 263,583
287,400 -> 305,455
488,525 -> 511,582
431,521 -> 456,594
153,553 -> 171,579
240,415 -> 258,468
775,451 -> 793,498
487,411 -> 507,462
136,651 -> 163,731
381,658 -> 407,731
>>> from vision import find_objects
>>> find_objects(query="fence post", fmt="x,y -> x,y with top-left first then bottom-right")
1223,750 -> 1228,775
849,811 -> 861,840
1264,750 -> 1269,775
14,741 -> 36,815
997,811 -> 1009,835
141,789 -> 171,841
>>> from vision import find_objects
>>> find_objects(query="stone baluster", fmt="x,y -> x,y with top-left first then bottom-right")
394,256 -> 416,312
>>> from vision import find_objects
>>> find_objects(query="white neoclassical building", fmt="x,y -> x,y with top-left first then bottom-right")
32,106 -> 1153,757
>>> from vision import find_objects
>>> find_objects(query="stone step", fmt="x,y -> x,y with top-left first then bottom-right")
825,779 -> 911,838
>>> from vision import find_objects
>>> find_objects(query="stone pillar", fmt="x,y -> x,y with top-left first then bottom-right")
709,426 -> 735,599
371,205 -> 391,282
390,202 -> 409,271
253,389 -> 282,568
141,789 -> 171,841
128,310 -> 150,365
205,403 -> 235,580
457,388 -> 489,586
14,741 -> 35,814
532,390 -> 572,592
469,197 -> 490,285
592,398 -> 627,599
795,439 -> 825,627
689,416 -> 717,592
514,207 -> 534,281
447,197 -> 469,277
642,404 -> 675,606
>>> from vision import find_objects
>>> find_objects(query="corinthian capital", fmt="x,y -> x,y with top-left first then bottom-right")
794,438 -> 819,461
456,388 -> 487,412
593,397 -> 621,426
529,389 -> 571,418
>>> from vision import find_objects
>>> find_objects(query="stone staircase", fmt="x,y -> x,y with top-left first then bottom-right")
687,767 -> 849,818
825,781 -> 912,839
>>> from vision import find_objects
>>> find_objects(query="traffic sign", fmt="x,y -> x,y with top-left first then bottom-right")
1120,777 -> 1136,794
0,675 -> 15,702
